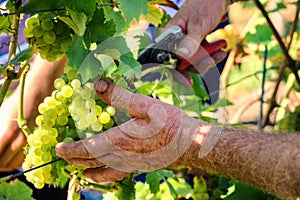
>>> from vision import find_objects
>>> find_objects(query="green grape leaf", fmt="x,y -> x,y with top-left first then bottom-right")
97,0 -> 126,32
115,178 -> 135,200
269,2 -> 287,13
58,8 -> 87,36
66,35 -> 90,71
0,16 -> 13,34
0,47 -> 34,72
58,0 -> 96,20
147,4 -> 164,26
190,73 -> 209,100
246,24 -> 272,45
224,180 -> 271,200
18,0 -> 60,13
85,7 -> 116,44
119,0 -> 148,23
115,53 -> 142,80
146,170 -> 174,194
78,53 -> 103,83
0,180 -> 34,200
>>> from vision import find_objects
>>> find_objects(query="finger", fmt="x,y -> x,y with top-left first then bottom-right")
95,79 -> 163,119
56,127 -> 124,159
56,136 -> 105,159
83,167 -> 130,184
62,157 -> 105,168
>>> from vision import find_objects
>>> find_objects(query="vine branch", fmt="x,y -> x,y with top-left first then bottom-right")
254,0 -> 300,86
0,0 -> 22,106
260,0 -> 300,127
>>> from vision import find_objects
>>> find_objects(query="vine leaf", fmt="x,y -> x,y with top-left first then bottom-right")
59,8 -> 87,36
246,24 -> 272,45
0,180 -> 34,200
57,0 -> 96,21
85,7 -> 116,44
66,35 -> 89,71
119,0 -> 148,23
223,180 -> 270,200
146,170 -> 174,194
17,0 -> 60,13
115,178 -> 135,200
78,53 -> 102,84
0,47 -> 33,72
115,53 -> 142,80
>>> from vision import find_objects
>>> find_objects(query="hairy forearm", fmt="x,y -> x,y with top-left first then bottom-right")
184,126 -> 300,200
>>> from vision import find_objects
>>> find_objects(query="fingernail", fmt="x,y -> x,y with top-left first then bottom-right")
177,47 -> 190,56
94,79 -> 108,93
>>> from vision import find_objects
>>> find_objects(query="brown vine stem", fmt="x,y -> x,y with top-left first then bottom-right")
254,0 -> 300,86
17,59 -> 31,137
260,0 -> 300,128
0,0 -> 22,107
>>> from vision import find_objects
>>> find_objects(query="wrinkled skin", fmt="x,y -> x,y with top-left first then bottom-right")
56,80 -> 207,183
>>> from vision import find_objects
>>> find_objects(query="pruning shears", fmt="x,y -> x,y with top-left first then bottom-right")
137,25 -> 227,71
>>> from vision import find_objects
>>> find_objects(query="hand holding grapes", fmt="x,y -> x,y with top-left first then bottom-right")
55,79 -> 210,183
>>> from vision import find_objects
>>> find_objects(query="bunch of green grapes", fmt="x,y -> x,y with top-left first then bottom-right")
275,106 -> 300,132
22,69 -> 116,189
23,13 -> 73,62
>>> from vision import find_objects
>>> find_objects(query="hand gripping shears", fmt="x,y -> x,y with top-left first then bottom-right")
137,25 -> 227,71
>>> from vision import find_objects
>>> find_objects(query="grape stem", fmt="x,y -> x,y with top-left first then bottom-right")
67,170 -> 78,200
17,59 -> 32,137
0,0 -> 22,106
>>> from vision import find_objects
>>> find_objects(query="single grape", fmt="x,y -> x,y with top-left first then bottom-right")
56,114 -> 69,126
36,36 -> 47,47
35,115 -> 43,126
91,122 -> 103,132
54,78 -> 66,90
32,25 -> 45,37
23,27 -> 33,38
105,106 -> 116,116
43,108 -> 57,119
66,69 -> 78,81
41,152 -> 52,162
99,111 -> 111,124
61,85 -> 73,98
26,17 -> 40,28
94,105 -> 102,115
71,79 -> 81,89
41,19 -> 54,31
38,102 -> 48,114
86,112 -> 97,124
43,31 -> 56,44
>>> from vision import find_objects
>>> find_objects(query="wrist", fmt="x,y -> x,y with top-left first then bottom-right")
180,121 -> 224,169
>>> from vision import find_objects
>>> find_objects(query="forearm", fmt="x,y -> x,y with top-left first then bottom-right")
184,126 -> 300,200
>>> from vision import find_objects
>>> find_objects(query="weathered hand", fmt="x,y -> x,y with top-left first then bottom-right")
166,0 -> 228,59
164,0 -> 228,86
55,80 -> 207,183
